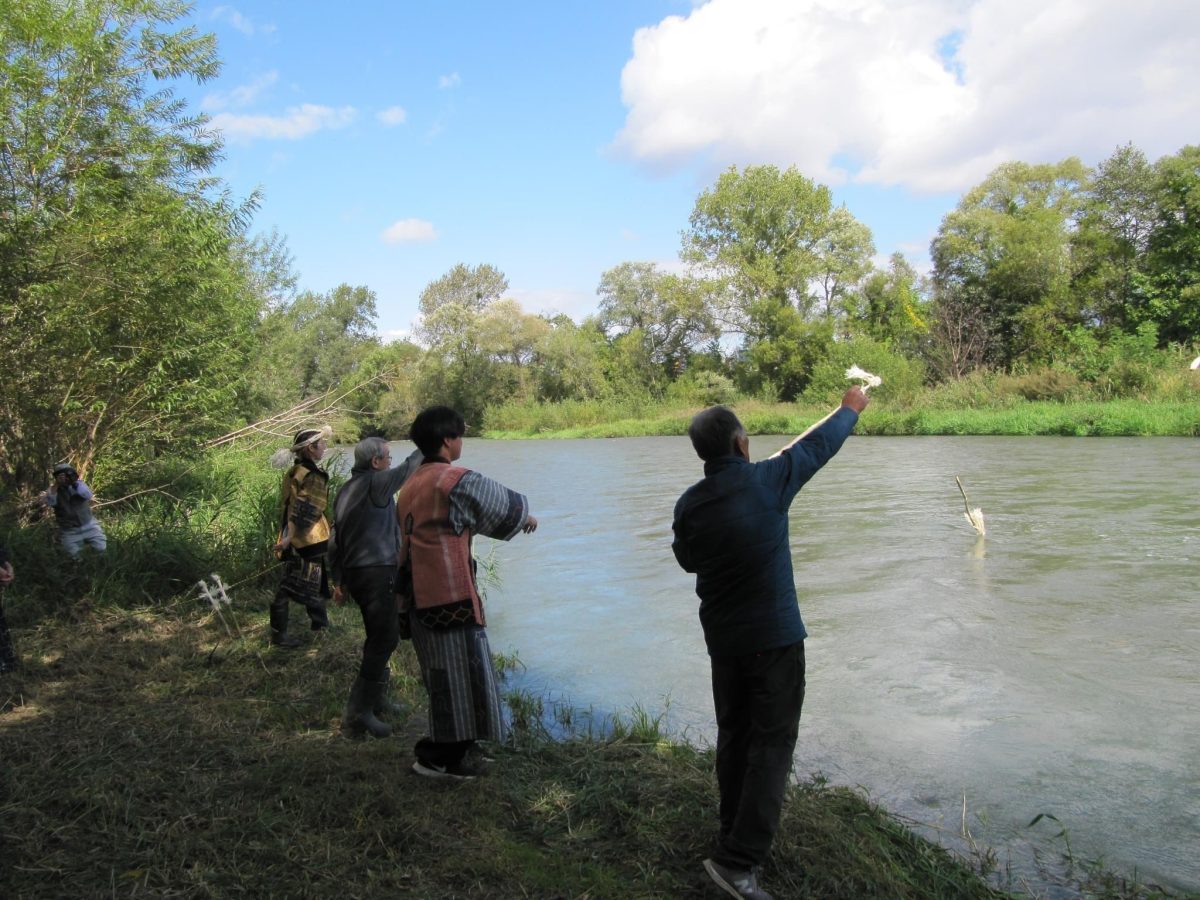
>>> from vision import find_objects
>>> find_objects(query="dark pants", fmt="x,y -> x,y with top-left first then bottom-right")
342,566 -> 400,682
271,555 -> 330,632
710,640 -> 806,870
0,594 -> 17,673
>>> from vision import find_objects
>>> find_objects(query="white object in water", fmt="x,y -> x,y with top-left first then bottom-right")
955,476 -> 986,537
1190,356 -> 1200,370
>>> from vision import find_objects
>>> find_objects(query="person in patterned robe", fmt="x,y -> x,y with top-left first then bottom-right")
398,406 -> 538,779
270,426 -> 333,648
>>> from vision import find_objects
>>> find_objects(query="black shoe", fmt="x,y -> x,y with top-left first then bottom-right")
270,631 -> 301,649
341,677 -> 392,739
411,758 -> 486,780
703,858 -> 773,900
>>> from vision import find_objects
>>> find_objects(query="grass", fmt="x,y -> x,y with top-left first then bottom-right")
1,595 -> 1186,899
483,399 -> 1200,439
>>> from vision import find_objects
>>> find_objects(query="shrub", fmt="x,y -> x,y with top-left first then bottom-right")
665,370 -> 739,406
800,337 -> 926,406
1005,367 -> 1082,402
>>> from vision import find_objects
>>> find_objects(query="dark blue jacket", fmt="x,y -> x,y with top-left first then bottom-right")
672,407 -> 858,657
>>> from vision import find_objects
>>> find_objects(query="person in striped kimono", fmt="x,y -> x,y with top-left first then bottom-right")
398,406 -> 538,780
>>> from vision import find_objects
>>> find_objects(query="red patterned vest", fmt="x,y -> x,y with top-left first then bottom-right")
397,462 -> 484,628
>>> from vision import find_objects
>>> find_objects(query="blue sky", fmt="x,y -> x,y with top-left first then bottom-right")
181,0 -> 1200,339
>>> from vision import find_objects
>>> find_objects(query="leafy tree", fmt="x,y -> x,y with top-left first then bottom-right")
1072,144 -> 1157,329
682,165 -> 874,397
349,339 -> 424,438
415,262 -> 507,347
683,164 -> 836,324
250,284 -> 381,408
530,316 -> 609,403
0,0 -> 258,491
1136,145 -> 1200,345
738,302 -> 833,401
596,262 -> 717,376
414,265 -> 542,422
849,252 -> 928,356
930,159 -> 1088,368
813,206 -> 876,321
477,298 -> 549,369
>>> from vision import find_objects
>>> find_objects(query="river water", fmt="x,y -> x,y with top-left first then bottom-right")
385,434 -> 1199,894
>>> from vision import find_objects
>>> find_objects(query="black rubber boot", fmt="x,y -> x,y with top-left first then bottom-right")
373,669 -> 409,720
269,595 -> 300,649
342,676 -> 392,739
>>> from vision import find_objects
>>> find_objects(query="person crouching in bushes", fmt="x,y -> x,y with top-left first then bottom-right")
41,463 -> 107,559
270,427 -> 333,649
399,406 -> 539,779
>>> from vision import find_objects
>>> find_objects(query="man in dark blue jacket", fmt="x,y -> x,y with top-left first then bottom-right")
672,387 -> 868,900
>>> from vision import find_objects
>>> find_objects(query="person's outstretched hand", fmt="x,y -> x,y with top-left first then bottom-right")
842,385 -> 870,413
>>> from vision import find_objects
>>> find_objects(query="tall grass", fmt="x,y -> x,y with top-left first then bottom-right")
0,446 -> 330,622
483,375 -> 1200,439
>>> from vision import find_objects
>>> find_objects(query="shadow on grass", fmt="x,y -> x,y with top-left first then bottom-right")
3,599 -> 1170,899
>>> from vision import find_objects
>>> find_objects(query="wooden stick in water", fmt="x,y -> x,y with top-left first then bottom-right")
955,476 -> 986,536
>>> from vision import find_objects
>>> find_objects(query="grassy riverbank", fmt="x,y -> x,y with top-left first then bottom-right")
482,399 -> 1200,440
0,596 -> 1182,899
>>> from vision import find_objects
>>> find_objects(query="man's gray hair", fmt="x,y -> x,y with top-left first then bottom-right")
353,436 -> 389,468
688,406 -> 746,461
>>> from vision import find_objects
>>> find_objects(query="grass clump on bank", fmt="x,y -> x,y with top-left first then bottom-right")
0,597 -> 1183,899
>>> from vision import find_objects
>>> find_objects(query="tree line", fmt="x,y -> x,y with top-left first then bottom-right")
2,0 -> 1197,496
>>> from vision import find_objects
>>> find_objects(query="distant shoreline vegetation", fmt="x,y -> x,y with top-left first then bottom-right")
482,398 -> 1200,440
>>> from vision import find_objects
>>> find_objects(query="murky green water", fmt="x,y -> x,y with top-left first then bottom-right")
389,434 -> 1199,894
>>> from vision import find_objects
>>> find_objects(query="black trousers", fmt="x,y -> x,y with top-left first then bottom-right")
710,640 -> 806,870
342,566 -> 400,682
0,594 -> 17,673
271,555 -> 329,631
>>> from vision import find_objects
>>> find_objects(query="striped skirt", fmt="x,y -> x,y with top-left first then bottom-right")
410,618 -> 505,744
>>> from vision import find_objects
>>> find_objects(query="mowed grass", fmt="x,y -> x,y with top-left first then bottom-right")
0,598 -> 1182,899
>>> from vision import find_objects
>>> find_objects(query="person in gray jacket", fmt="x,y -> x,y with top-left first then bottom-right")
328,436 -> 422,738
41,463 -> 107,559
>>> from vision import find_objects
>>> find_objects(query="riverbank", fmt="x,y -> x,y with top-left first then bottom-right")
483,399 -> 1200,440
0,597 -> 1180,899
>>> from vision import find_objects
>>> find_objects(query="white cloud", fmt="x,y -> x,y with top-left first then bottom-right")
202,71 -> 279,112
377,105 -> 408,126
382,219 -> 438,243
438,72 -> 462,89
211,5 -> 274,37
210,104 -> 357,141
613,0 -> 1200,193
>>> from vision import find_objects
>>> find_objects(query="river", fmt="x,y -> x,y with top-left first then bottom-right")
384,434 -> 1199,895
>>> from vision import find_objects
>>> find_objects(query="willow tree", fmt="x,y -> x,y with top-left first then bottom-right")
682,165 -> 874,398
0,0 -> 259,491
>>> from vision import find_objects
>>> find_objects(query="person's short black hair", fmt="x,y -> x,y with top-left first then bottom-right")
410,406 -> 466,458
687,405 -> 745,461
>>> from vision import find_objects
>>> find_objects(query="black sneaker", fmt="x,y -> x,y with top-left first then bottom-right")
703,858 -> 773,900
411,759 -> 486,780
